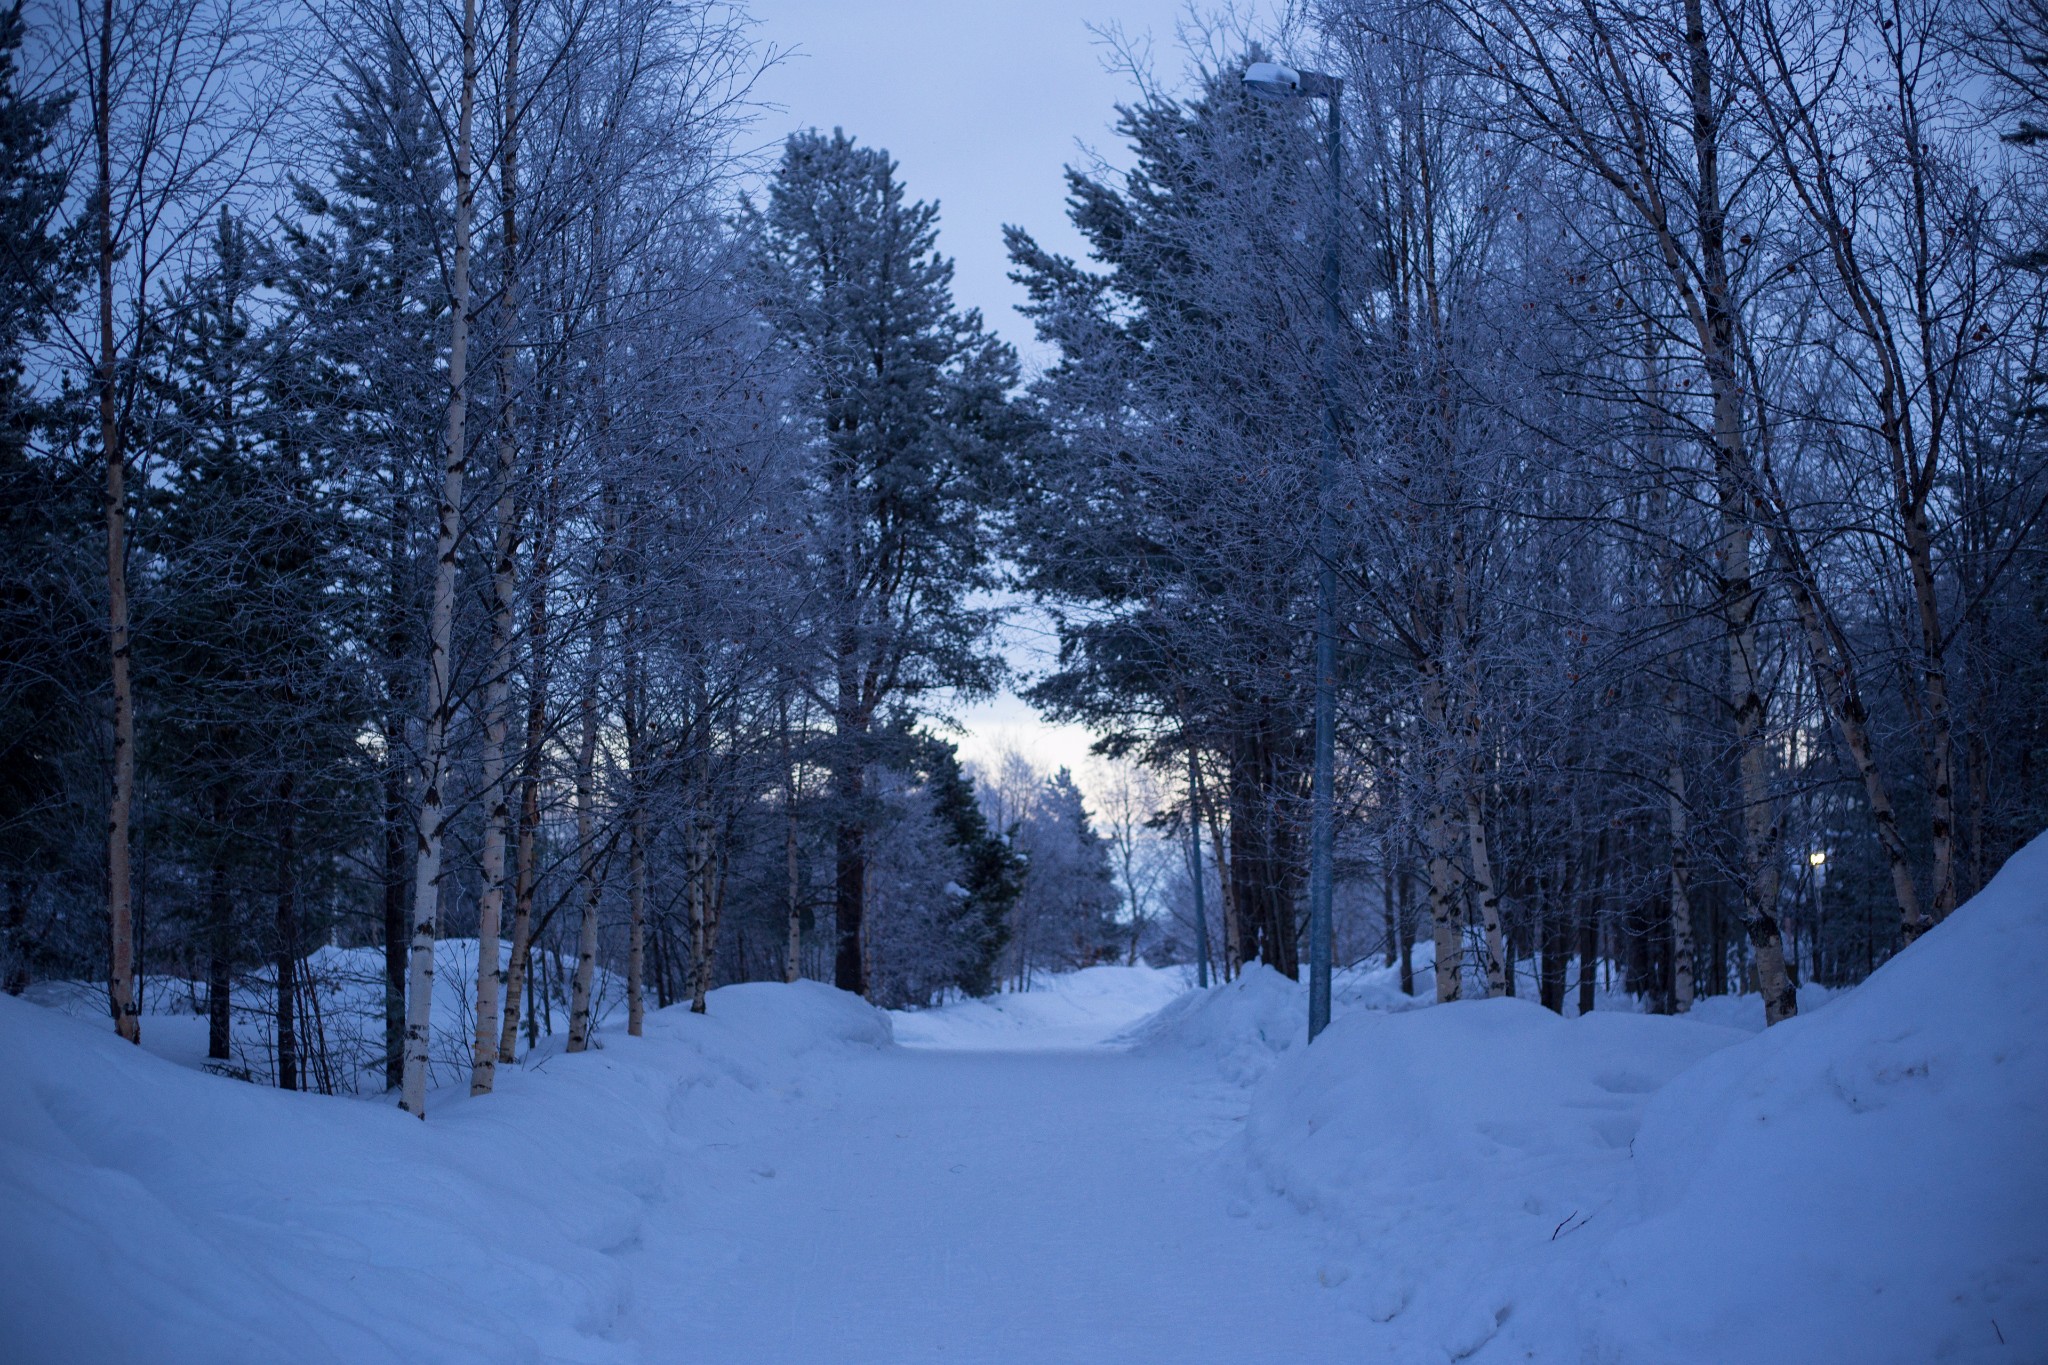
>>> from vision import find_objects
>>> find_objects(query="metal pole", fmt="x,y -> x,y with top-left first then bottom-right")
1812,857 -> 1824,987
1307,82 -> 1342,1042
1188,738 -> 1211,989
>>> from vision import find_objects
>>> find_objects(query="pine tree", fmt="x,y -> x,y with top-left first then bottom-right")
1005,67 -> 1331,977
750,129 -> 1020,996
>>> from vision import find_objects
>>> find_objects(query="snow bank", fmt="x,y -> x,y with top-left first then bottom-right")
1112,956 -> 1434,1081
1246,995 -> 1745,1353
1584,837 -> 2048,1364
1115,964 -> 1309,1081
0,979 -> 891,1365
1235,833 -> 2048,1362
890,964 -> 1187,1049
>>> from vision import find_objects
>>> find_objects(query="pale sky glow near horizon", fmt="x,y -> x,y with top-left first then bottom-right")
744,0 -> 1205,805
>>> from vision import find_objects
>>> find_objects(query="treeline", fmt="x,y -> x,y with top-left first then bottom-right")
0,0 -> 1121,1110
1005,0 -> 2048,1016
4,0 -> 2044,1108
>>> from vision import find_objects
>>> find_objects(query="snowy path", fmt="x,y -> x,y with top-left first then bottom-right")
615,1039 -> 1371,1363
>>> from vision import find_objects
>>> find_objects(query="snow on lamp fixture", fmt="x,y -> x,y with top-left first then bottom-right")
1243,61 -> 1301,98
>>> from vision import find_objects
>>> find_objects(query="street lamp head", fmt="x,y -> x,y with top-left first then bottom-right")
1809,849 -> 1827,867
1243,61 -> 1302,99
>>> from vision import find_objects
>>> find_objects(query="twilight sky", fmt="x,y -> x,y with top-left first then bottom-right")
744,0 -> 1201,793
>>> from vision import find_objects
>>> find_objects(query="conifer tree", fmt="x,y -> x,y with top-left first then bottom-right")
914,735 -> 1021,999
0,0 -> 85,995
750,129 -> 1021,996
276,37 -> 449,1087
148,210 -> 368,1082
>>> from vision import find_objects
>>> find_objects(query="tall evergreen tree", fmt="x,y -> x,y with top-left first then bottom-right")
914,734 -> 1022,999
147,209 -> 368,1082
0,0 -> 86,994
750,129 -> 1021,996
276,38 -> 450,1085
1005,68 -> 1334,976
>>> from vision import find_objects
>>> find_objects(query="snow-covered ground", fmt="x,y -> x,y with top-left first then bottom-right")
888,963 -> 1189,1048
3,838 -> 2043,1363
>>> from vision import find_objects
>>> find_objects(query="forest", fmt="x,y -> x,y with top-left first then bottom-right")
0,0 -> 2043,1117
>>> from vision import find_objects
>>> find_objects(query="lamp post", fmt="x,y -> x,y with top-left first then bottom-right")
1243,60 -> 1343,1042
1808,849 -> 1826,987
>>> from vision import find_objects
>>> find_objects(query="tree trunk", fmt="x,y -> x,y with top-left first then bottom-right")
624,608 -> 647,1036
94,0 -> 137,1044
1902,501 -> 1958,930
564,597 -> 605,1052
1680,0 -> 1795,1026
468,466 -> 518,1092
1664,701 -> 1696,1015
473,0 -> 526,1090
1396,865 -> 1415,998
497,490 -> 553,1064
1463,788 -> 1506,996
1575,828 -> 1601,1015
4,877 -> 29,995
832,764 -> 866,995
690,825 -> 724,1013
1425,800 -> 1462,1003
207,858 -> 231,1061
275,787 -> 298,1092
1381,858 -> 1398,969
783,704 -> 802,984
1209,805 -> 1239,981
399,0 -> 477,1117
382,659 -> 407,1088
1539,853 -> 1568,1014
1646,310 -> 1697,1016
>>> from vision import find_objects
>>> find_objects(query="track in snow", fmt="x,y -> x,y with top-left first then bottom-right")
614,1019 -> 1375,1362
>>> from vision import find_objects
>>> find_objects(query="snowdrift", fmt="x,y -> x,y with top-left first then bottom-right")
1116,963 -> 1309,1082
1236,834 -> 2048,1362
1584,837 -> 2048,1364
889,964 -> 1187,1049
1115,958 -> 1431,1081
0,979 -> 892,1365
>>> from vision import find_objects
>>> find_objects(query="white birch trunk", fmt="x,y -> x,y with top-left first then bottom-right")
564,601 -> 605,1053
1463,788 -> 1507,997
1664,691 -> 1697,1014
497,488 -> 553,1063
1425,799 -> 1463,1004
623,605 -> 646,1037
400,0 -> 477,1117
469,0 -> 524,1098
467,422 -> 517,1094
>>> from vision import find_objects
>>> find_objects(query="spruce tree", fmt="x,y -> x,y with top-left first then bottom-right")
914,735 -> 1022,999
0,0 -> 85,994
275,40 -> 450,1084
148,210 -> 367,1080
1005,67 -> 1334,975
